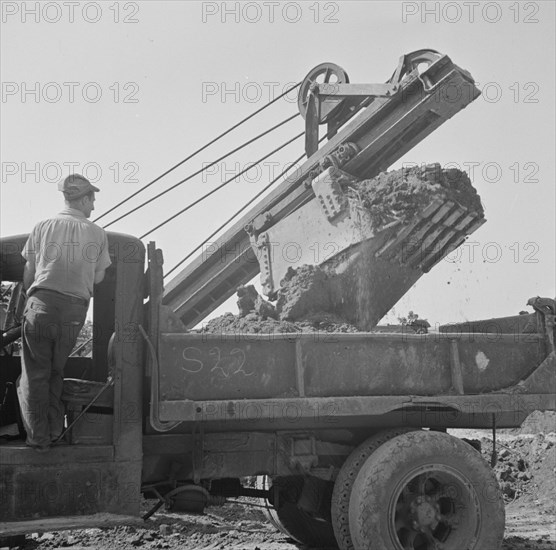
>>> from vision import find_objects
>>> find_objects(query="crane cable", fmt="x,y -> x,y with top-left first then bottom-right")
105,112 -> 301,229
163,134 -> 328,278
93,82 -> 301,225
141,130 -> 304,239
164,151 -> 305,278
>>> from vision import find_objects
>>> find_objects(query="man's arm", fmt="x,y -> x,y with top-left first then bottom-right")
93,230 -> 111,286
94,269 -> 106,284
22,226 -> 37,292
23,260 -> 36,292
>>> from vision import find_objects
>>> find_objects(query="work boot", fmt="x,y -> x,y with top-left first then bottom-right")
51,432 -> 70,445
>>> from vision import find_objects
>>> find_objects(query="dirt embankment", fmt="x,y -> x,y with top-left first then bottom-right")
479,428 -> 556,508
460,416 -> 556,550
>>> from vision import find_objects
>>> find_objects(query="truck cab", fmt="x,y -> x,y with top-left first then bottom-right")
0,232 -> 145,529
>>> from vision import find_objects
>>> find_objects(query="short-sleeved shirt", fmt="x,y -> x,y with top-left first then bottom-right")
22,208 -> 112,300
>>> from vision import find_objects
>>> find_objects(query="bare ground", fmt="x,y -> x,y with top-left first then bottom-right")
10,497 -> 554,550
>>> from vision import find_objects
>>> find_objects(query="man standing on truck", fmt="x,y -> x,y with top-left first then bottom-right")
17,174 -> 111,452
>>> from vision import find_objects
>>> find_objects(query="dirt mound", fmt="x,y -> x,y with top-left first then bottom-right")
518,411 -> 556,435
479,433 -> 556,510
202,310 -> 360,335
202,284 -> 360,334
202,311 -> 300,335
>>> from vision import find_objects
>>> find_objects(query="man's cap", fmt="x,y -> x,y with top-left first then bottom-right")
58,174 -> 100,200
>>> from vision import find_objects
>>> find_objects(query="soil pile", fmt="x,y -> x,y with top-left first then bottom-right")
202,287 -> 360,334
479,433 -> 556,507
517,411 -> 556,435
459,411 -> 555,515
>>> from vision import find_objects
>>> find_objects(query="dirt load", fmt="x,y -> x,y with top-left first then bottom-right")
265,164 -> 483,330
354,163 -> 483,227
206,165 -> 483,332
202,291 -> 361,335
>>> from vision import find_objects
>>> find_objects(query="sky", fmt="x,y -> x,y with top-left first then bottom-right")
1,0 -> 555,327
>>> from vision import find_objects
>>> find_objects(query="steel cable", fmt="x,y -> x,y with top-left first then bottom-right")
141,130 -> 304,239
102,112 -> 300,229
163,135 -> 328,279
93,82 -> 301,224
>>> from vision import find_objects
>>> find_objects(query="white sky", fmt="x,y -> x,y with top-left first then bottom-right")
1,0 -> 555,327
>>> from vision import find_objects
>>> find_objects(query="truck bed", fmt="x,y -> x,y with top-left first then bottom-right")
150,311 -> 555,432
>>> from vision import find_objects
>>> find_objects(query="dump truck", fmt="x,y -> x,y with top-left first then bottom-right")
1,50 -> 555,550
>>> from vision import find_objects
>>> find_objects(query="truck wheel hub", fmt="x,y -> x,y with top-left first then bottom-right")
410,496 -> 440,530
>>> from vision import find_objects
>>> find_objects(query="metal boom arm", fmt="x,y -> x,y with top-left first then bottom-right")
163,51 -> 480,328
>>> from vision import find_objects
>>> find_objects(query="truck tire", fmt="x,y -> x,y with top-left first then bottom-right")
331,428 -> 415,550
349,431 -> 505,550
261,475 -> 338,548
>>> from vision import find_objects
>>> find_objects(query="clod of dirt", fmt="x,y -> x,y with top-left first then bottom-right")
237,285 -> 277,319
275,265 -> 331,321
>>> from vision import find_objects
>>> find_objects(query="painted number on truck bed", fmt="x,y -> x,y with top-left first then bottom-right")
181,346 -> 253,379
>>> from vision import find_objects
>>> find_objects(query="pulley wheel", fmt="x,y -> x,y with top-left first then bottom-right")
298,62 -> 349,123
389,49 -> 443,84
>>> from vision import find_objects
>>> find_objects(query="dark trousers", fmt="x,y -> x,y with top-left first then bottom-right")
17,289 -> 88,447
